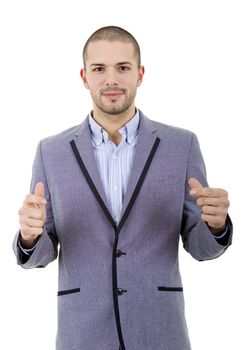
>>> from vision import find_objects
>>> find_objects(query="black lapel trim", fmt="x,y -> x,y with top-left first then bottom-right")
70,136 -> 161,350
112,232 -> 126,350
117,137 -> 160,234
70,140 -> 116,230
70,137 -> 160,233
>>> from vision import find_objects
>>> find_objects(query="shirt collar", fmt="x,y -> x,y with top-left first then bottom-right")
89,110 -> 140,146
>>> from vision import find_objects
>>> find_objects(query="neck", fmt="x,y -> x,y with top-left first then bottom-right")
92,105 -> 136,145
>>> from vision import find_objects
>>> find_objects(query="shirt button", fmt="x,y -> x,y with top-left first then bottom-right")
113,185 -> 117,191
112,154 -> 117,160
116,288 -> 127,296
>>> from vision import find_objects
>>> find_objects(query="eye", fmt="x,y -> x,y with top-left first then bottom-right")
119,65 -> 130,72
92,66 -> 104,72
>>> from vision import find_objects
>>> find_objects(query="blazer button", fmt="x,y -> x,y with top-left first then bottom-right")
115,250 -> 126,258
116,288 -> 127,296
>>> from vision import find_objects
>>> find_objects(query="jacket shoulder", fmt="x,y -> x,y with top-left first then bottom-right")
152,120 -> 195,139
139,111 -> 196,140
41,123 -> 83,147
36,117 -> 90,157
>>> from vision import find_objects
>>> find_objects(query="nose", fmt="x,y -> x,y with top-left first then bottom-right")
105,68 -> 118,87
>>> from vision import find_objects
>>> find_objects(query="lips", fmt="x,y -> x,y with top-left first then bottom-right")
101,88 -> 125,95
103,92 -> 123,96
101,91 -> 124,101
102,91 -> 124,97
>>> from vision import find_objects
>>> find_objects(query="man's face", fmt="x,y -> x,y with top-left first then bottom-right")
81,40 -> 144,117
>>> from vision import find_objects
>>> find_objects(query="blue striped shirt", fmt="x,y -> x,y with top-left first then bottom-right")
88,110 -> 140,224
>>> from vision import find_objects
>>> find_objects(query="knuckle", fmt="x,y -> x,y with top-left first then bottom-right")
206,188 -> 213,196
37,210 -> 44,220
202,204 -> 210,211
197,198 -> 203,206
203,197 -> 208,205
201,213 -> 207,221
37,220 -> 43,228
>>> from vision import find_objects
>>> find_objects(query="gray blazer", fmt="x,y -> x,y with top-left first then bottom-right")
13,111 -> 232,350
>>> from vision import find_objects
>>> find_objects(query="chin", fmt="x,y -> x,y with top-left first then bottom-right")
100,105 -> 125,115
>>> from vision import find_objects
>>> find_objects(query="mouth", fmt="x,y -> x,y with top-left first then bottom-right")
102,88 -> 125,96
101,91 -> 124,100
103,92 -> 123,96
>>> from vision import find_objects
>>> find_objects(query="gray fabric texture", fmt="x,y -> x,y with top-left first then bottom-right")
13,110 -> 232,349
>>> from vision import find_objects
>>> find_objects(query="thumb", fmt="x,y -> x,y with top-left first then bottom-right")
188,177 -> 203,196
34,181 -> 45,198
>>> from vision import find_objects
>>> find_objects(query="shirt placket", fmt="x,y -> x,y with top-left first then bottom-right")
109,140 -> 124,225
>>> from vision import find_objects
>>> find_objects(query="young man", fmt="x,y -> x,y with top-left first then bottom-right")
14,26 -> 232,350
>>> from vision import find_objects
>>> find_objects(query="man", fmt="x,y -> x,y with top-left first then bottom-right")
14,26 -> 232,350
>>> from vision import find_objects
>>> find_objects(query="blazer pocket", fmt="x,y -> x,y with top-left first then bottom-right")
158,286 -> 183,292
57,288 -> 80,296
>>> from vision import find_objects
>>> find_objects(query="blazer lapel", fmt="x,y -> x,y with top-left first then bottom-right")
71,116 -> 112,216
119,112 -> 159,226
70,112 -> 160,232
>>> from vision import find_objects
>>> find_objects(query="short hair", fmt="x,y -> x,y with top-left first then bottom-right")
83,26 -> 141,68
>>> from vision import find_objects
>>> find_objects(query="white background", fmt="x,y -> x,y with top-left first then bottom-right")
0,1 -> 244,349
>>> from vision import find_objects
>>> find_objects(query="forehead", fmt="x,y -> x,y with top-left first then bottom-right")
85,40 -> 137,65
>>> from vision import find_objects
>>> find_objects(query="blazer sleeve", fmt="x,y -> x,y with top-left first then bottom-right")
180,133 -> 233,261
13,140 -> 58,268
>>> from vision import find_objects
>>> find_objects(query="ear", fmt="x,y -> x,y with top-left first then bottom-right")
80,68 -> 89,89
137,65 -> 145,87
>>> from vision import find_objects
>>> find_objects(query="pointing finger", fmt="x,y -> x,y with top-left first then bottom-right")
34,182 -> 45,198
188,177 -> 203,190
188,177 -> 203,197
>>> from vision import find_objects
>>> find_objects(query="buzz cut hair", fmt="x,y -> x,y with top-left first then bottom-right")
82,25 -> 141,68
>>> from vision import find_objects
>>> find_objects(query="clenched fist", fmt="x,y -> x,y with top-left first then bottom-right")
19,182 -> 47,248
188,177 -> 230,234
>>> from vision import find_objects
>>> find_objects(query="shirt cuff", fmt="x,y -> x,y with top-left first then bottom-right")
211,217 -> 232,246
18,239 -> 38,256
212,226 -> 228,238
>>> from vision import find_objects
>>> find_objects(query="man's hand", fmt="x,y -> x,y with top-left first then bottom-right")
18,182 -> 47,248
188,177 -> 230,234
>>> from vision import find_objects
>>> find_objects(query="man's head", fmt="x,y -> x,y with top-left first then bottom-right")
83,26 -> 141,69
80,26 -> 144,119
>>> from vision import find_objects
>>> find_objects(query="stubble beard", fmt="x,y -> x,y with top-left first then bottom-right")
91,89 -> 137,119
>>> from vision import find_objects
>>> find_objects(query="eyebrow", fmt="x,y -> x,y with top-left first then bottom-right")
117,61 -> 133,66
90,61 -> 133,68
